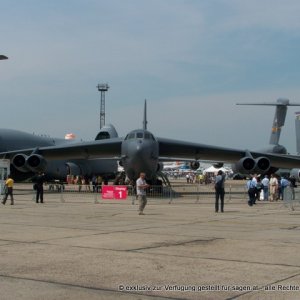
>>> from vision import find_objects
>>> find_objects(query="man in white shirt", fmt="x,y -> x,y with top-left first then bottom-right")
261,175 -> 270,201
136,172 -> 150,215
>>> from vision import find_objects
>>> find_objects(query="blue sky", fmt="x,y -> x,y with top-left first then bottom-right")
1,0 -> 300,153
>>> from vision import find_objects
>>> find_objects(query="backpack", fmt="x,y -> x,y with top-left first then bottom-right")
256,182 -> 263,191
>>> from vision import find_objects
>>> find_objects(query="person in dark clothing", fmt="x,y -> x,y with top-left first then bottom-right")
255,176 -> 263,201
247,176 -> 256,206
34,173 -> 46,203
214,170 -> 225,213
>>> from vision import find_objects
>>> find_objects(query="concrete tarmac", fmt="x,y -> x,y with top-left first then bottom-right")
1,190 -> 300,300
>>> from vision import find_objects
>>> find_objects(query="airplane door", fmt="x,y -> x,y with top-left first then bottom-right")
0,159 -> 10,194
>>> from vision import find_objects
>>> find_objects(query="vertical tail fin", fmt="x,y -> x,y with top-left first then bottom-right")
269,100 -> 288,145
143,99 -> 147,130
237,98 -> 300,146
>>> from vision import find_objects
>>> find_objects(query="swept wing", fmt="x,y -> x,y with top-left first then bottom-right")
2,134 -> 300,181
0,138 -> 123,160
157,137 -> 300,169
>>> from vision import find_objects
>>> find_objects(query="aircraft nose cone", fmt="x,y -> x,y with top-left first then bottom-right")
134,141 -> 148,156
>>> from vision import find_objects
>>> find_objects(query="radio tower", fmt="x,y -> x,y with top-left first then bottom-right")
97,83 -> 109,129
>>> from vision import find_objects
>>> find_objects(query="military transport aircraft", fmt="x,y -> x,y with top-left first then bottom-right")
0,126 -> 118,181
235,98 -> 300,174
2,100 -> 300,183
237,98 -> 300,155
289,112 -> 300,180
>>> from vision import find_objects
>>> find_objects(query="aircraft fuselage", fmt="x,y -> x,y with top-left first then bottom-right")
121,129 -> 159,181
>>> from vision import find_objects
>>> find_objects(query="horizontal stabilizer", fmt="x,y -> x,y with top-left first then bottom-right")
236,98 -> 300,107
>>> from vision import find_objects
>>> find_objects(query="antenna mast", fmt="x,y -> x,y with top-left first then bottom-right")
97,83 -> 109,129
143,99 -> 147,130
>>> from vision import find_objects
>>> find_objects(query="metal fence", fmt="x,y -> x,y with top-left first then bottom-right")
282,186 -> 300,211
10,182 -> 300,209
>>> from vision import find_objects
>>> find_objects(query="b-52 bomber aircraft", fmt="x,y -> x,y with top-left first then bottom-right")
2,100 -> 300,183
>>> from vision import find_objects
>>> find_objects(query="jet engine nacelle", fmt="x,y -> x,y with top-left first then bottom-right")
290,169 -> 300,181
26,154 -> 47,172
253,157 -> 270,173
232,157 -> 256,173
213,162 -> 224,169
190,161 -> 200,170
12,153 -> 49,173
232,156 -> 270,174
12,154 -> 29,173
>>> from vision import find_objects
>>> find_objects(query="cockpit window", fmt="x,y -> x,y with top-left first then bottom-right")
95,132 -> 110,140
136,132 -> 143,139
125,131 -> 155,140
144,132 -> 155,140
125,132 -> 135,140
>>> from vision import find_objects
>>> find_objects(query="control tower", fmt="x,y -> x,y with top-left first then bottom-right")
97,83 -> 109,129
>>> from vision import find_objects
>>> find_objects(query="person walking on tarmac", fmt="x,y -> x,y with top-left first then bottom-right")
214,170 -> 226,213
2,175 -> 14,205
136,172 -> 150,215
247,175 -> 257,206
34,172 -> 46,203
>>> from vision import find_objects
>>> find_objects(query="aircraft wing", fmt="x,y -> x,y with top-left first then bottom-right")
2,135 -> 300,170
157,137 -> 300,169
0,138 -> 123,160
